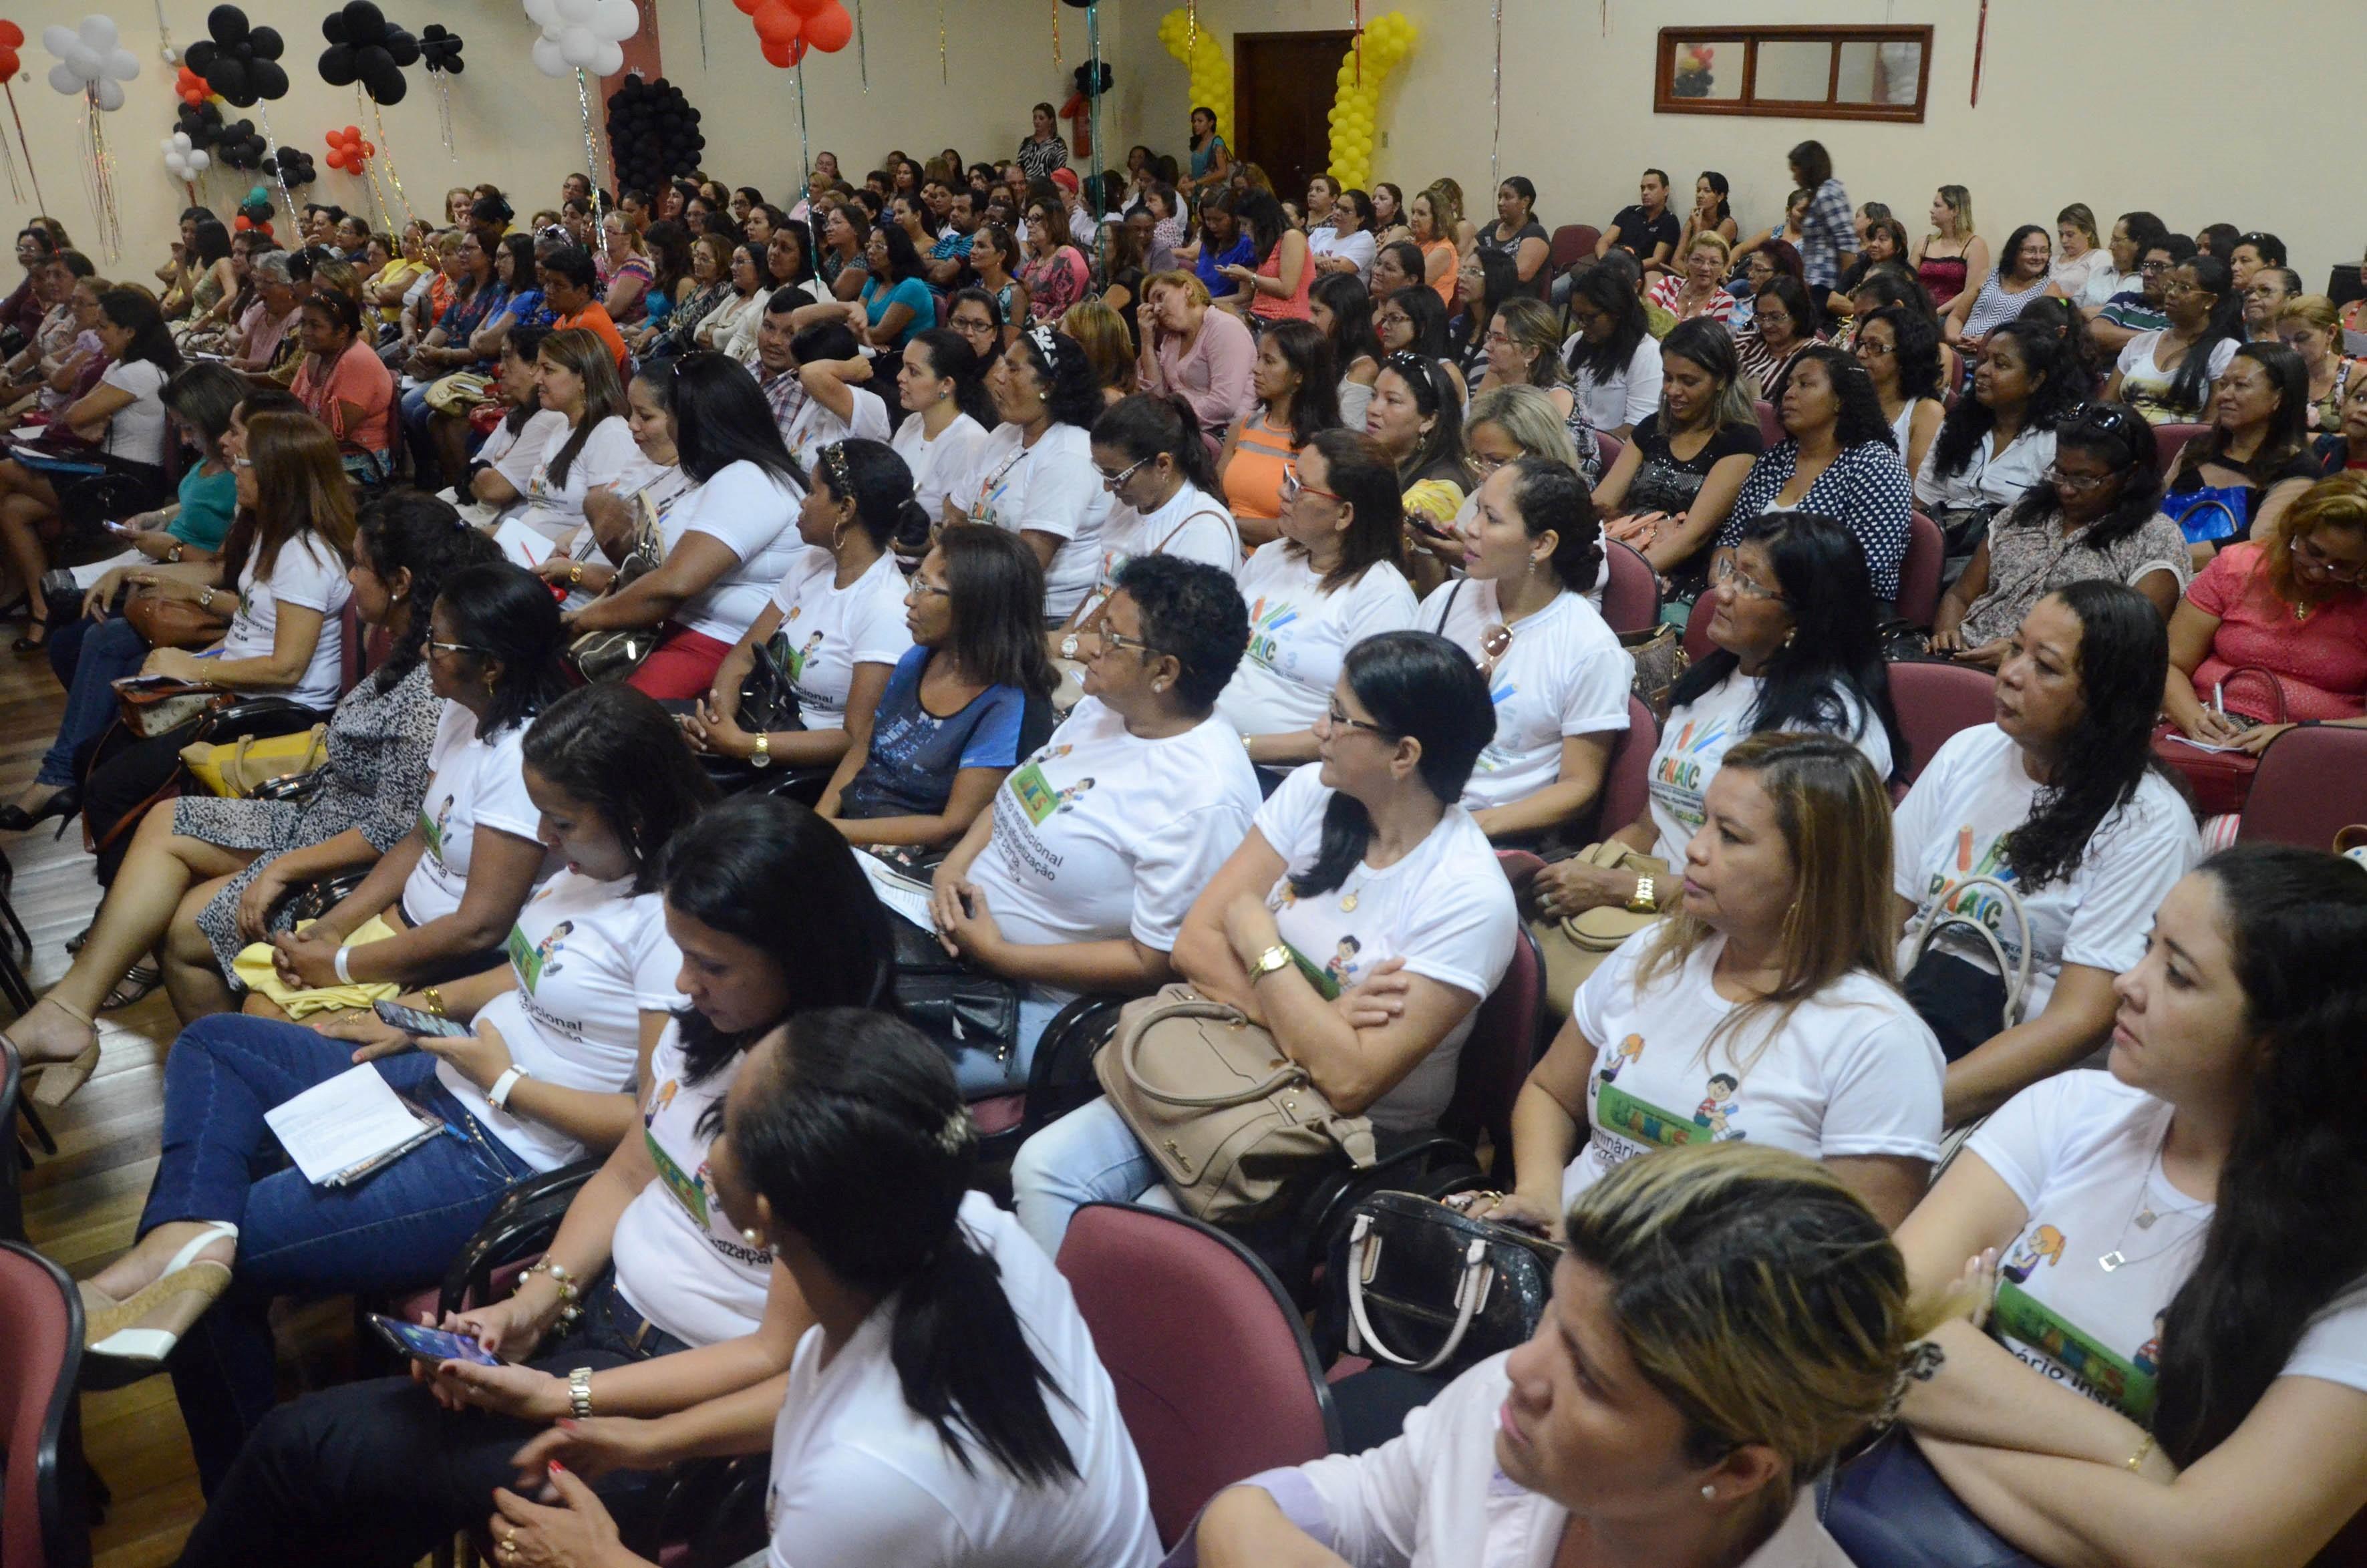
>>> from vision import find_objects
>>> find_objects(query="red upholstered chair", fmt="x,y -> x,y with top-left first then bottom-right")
1058,1202 -> 1342,1548
1592,432 -> 1624,472
1887,661 -> 1998,785
1547,225 -> 1598,273
2235,724 -> 2367,851
1597,693 -> 1661,838
1441,898 -> 1548,1160
1683,589 -> 1718,663
1597,540 -> 1660,635
2154,421 -> 2209,475
1755,398 -> 1784,447
1897,511 -> 1945,627
0,1239 -> 92,1568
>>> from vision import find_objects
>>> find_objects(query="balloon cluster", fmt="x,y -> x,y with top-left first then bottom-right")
1154,9 -> 1230,146
319,1 -> 418,105
176,98 -> 222,146
235,184 -> 275,233
1073,61 -> 1113,98
161,130 -> 210,182
174,63 -> 212,106
264,146 -> 315,188
0,21 -> 20,81
43,15 -> 142,111
323,122 -> 373,174
185,6 -> 289,106
1670,42 -> 1716,99
215,115 -> 266,169
522,0 -> 640,79
734,0 -> 852,70
605,75 -> 705,192
419,23 -> 464,74
1325,11 -> 1416,190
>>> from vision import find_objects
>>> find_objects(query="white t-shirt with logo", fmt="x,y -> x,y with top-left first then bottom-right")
439,869 -> 683,1172
665,460 -> 810,645
1564,928 -> 1943,1203
1968,1072 -> 2367,1422
1893,724 -> 2197,1016
967,697 -> 1261,1007
508,415 -> 645,542
762,1193 -> 1161,1568
956,421 -> 1113,621
1078,482 -> 1241,623
1215,546 -> 1419,738
1645,671 -> 1893,862
482,408 -> 567,482
403,701 -> 545,926
768,548 -> 915,732
1255,764 -> 1518,1132
782,384 -> 893,476
891,410 -> 991,525
219,532 -> 353,711
1422,583 -> 1633,812
609,1024 -> 774,1348
100,357 -> 170,464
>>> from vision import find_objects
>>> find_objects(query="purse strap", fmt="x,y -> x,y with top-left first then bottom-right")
1907,873 -> 2034,1028
1344,1211 -> 1492,1373
1118,992 -> 1307,1109
2217,664 -> 2291,725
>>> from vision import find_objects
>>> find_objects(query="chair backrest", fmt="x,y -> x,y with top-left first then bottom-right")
1548,224 -> 1597,272
2155,422 -> 2209,476
1440,901 -> 1546,1159
1598,692 -> 1662,836
1592,432 -> 1625,472
0,1039 -> 21,1245
1597,540 -> 1660,635
1754,398 -> 1784,447
1058,1203 -> 1341,1547
1682,589 -> 1718,663
1886,661 -> 1997,784
335,598 -> 367,698
1897,510 -> 1945,626
0,1240 -> 89,1568
2236,724 -> 2367,851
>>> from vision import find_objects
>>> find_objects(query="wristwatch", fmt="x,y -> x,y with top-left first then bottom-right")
1248,943 -> 1292,983
167,542 -> 184,563
488,1064 -> 530,1112
1625,877 -> 1657,915
750,732 -> 772,769
1059,631 -> 1080,659
568,1366 -> 594,1419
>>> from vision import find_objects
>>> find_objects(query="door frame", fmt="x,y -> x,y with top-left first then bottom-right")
1232,29 -> 1358,198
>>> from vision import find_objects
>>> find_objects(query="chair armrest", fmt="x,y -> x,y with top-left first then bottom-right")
201,697 -> 329,743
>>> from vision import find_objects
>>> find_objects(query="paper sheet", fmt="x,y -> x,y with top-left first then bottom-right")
263,1064 -> 438,1185
856,849 -> 939,933
494,518 -> 554,569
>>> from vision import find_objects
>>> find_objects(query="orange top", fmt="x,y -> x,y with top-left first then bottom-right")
1421,239 -> 1458,309
1223,410 -> 1299,524
557,303 -> 631,373
1249,234 -> 1314,322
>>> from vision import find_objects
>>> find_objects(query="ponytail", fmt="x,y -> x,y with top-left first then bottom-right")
889,1230 -> 1080,1486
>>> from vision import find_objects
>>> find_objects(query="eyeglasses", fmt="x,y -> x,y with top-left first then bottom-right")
2044,465 -> 2119,493
2290,532 -> 2367,585
425,637 -> 489,657
1279,462 -> 1344,506
1853,339 -> 1897,357
1710,555 -> 1782,601
2161,279 -> 2203,299
1321,699 -> 1398,740
1084,618 -> 1164,660
1468,449 -> 1513,476
2138,260 -> 2173,275
904,577 -> 953,600
1481,329 -> 1515,348
1095,454 -> 1151,490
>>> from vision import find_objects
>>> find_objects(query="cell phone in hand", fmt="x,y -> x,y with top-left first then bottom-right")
373,998 -> 476,1039
367,1313 -> 501,1367
103,518 -> 134,534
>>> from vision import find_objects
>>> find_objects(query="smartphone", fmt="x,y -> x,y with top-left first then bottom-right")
367,1313 -> 501,1367
373,998 -> 476,1039
103,518 -> 134,534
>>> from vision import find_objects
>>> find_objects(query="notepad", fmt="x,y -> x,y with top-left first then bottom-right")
263,1064 -> 446,1187
494,518 -> 555,569
856,848 -> 939,933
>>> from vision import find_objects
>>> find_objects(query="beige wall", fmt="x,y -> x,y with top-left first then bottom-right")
1110,0 -> 2358,288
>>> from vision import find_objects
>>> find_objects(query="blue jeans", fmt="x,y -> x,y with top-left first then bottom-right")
39,614 -> 148,787
146,1013 -> 538,1492
950,993 -> 1064,1097
1009,1093 -> 1178,1256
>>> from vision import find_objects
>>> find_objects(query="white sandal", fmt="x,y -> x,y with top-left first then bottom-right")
80,1221 -> 241,1368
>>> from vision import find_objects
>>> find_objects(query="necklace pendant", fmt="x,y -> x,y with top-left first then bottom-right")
2134,1208 -> 2158,1229
2099,1250 -> 2126,1273
1339,891 -> 1360,913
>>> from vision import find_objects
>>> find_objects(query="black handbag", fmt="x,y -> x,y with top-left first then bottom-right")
1318,1191 -> 1561,1380
885,907 -> 1022,1064
1821,1428 -> 2042,1568
736,641 -> 804,735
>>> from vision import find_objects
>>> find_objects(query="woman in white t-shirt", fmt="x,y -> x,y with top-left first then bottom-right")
929,555 -> 1263,1094
1527,512 -> 1903,983
1850,847 -> 2367,1568
1893,581 -> 2197,1125
73,686 -> 714,1486
1217,428 -> 1420,770
544,362 -> 691,613
949,326 -> 1114,624
564,353 -> 810,703
1424,457 -> 1631,840
1478,732 -> 1942,1235
152,797 -> 899,1563
1913,319 -> 2082,547
470,327 -> 640,545
488,1010 -> 1161,1568
686,438 -> 919,775
891,327 -> 994,524
259,563 -> 571,1010
1017,631 -> 1515,1253
1559,263 -> 1664,440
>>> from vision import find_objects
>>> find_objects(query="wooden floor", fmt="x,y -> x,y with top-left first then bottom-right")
9,648 -> 355,1568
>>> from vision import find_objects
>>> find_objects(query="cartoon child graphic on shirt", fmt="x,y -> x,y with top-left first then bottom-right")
643,1077 -> 679,1128
788,629 -> 825,682
426,794 -> 456,863
1050,777 -> 1095,814
1694,1074 -> 1742,1139
2133,1312 -> 2165,1377
1325,935 -> 1362,987
2003,1224 -> 2068,1282
530,920 -> 575,983
1598,1034 -> 1645,1083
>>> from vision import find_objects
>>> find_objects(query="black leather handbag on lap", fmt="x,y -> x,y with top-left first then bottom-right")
1319,1191 -> 1561,1380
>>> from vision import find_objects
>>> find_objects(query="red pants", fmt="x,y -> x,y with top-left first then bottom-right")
625,626 -> 734,701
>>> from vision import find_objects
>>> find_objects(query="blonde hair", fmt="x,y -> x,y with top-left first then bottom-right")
2277,294 -> 2340,337
2267,472 -> 2367,607
1466,383 -> 1578,469
1934,184 -> 1974,238
2056,202 -> 2099,246
1058,300 -> 1137,396
1415,182 -> 1463,242
1635,730 -> 1897,1073
1685,230 -> 1734,267
1143,269 -> 1211,310
1564,1143 -> 1917,1486
1490,298 -> 1572,391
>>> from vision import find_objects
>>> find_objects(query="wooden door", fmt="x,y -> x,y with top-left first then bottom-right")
1233,31 -> 1356,205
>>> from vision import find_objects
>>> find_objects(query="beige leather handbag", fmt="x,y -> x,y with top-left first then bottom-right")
1529,841 -> 1670,1024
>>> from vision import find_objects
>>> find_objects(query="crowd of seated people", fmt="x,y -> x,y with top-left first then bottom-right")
1,124 -> 2364,1568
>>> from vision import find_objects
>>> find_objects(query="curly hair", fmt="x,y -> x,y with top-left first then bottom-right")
1930,317 -> 2087,481
1771,345 -> 1896,454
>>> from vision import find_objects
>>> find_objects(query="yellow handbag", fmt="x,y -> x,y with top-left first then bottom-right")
181,724 -> 329,798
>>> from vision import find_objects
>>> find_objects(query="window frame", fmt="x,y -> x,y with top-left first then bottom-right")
1653,25 -> 1935,124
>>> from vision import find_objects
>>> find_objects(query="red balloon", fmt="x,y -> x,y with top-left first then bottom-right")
0,48 -> 17,77
343,124 -> 360,140
802,1 -> 852,51
0,21 -> 22,47
759,35 -> 793,66
752,3 -> 802,46
731,0 -> 760,11
786,0 -> 832,15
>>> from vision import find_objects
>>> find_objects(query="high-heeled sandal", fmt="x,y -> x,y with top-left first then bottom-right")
13,995 -> 102,1107
11,611 -> 49,654
0,782 -> 81,837
79,1221 -> 239,1377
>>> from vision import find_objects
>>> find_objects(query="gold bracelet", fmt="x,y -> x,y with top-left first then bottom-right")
422,986 -> 447,1018
2125,1432 -> 2155,1472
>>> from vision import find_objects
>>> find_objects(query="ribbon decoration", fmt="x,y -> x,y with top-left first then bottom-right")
1050,0 -> 1060,65
255,102 -> 302,233
368,97 -> 415,224
696,0 -> 708,70
573,67 -> 605,194
1969,0 -> 1989,106
78,90 -> 125,261
1352,0 -> 1362,86
0,47 -> 37,210
938,0 -> 946,84
855,0 -> 867,92
1086,1 -> 1104,223
434,69 -> 456,158
1489,0 -> 1503,185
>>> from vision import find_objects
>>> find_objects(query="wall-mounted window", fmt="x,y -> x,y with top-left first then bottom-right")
1656,25 -> 1933,123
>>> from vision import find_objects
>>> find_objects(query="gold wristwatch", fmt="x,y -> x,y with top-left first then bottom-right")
1249,943 -> 1291,983
750,732 -> 772,769
1625,877 -> 1657,915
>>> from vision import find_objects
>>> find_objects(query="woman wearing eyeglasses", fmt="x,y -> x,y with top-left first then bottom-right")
2163,474 -> 2367,773
2160,342 -> 2321,563
926,555 -> 1263,1094
1425,458 -> 1631,844
1471,298 -> 1602,483
2104,254 -> 2245,426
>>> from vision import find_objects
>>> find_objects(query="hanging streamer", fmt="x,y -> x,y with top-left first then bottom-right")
367,96 -> 416,226
791,61 -> 811,234
0,108 -> 21,204
435,71 -> 456,160
1352,0 -> 1362,86
1050,0 -> 1061,66
1,86 -> 37,214
573,69 -> 605,195
1969,0 -> 1989,105
697,0 -> 709,71
856,0 -> 868,92
79,90 -> 126,261
256,103 -> 301,234
1489,0 -> 1503,186
1086,2 -> 1104,224
938,0 -> 947,84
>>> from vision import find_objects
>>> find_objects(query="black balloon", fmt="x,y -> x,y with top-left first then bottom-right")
1060,0 -> 1095,8
265,147 -> 317,189
185,4 -> 291,106
176,100 -> 226,149
420,23 -> 464,75
319,1 -> 420,106
1072,61 -> 1113,96
216,118 -> 268,171
605,76 -> 707,196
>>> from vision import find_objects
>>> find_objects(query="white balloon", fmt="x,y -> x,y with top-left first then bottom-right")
64,43 -> 100,77
104,47 -> 140,81
555,0 -> 596,22
530,34 -> 568,76
589,0 -> 640,43
589,37 -> 623,73
523,0 -> 560,28
93,77 -> 124,111
78,15 -> 120,51
186,149 -> 209,172
47,62 -> 81,94
160,134 -> 178,152
559,28 -> 599,67
172,131 -> 192,152
41,25 -> 75,57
